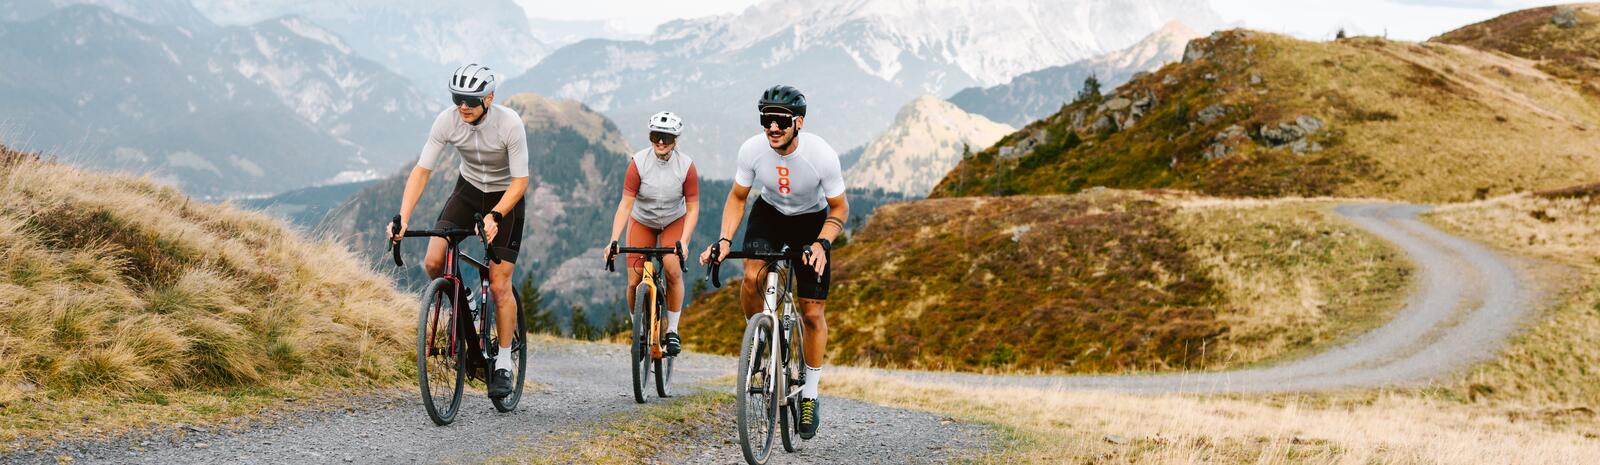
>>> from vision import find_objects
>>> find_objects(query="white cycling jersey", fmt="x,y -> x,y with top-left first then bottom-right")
417,104 -> 529,192
734,132 -> 845,216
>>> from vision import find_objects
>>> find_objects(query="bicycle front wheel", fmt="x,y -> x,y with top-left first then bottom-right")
654,292 -> 673,398
780,317 -> 807,452
417,278 -> 465,426
492,287 -> 528,413
630,285 -> 651,404
736,314 -> 777,464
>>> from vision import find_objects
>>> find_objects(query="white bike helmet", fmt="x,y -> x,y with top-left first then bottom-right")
648,111 -> 684,136
449,63 -> 497,96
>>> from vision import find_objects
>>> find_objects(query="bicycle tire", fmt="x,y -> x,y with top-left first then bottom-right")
492,287 -> 528,413
630,285 -> 651,404
654,285 -> 673,398
418,278 -> 465,426
736,314 -> 777,465
781,315 -> 807,452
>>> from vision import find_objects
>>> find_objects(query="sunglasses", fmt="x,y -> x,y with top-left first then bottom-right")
759,113 -> 796,131
451,93 -> 485,108
649,132 -> 677,145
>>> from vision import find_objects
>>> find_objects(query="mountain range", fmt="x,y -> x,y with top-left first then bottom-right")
845,96 -> 1013,196
0,4 -> 433,198
504,0 -> 1222,179
188,0 -> 550,96
949,20 -> 1202,127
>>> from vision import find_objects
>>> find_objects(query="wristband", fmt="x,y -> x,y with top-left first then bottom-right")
488,210 -> 505,222
718,237 -> 732,245
813,238 -> 831,251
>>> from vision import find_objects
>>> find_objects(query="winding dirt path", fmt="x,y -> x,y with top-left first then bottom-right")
872,203 -> 1537,393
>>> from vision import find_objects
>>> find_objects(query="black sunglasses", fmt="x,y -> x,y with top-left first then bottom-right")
649,132 -> 677,145
451,93 -> 485,108
760,113 -> 796,130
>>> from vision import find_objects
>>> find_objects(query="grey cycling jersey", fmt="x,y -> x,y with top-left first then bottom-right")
734,132 -> 845,216
417,104 -> 529,192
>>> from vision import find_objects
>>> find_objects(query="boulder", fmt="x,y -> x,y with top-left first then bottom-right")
1104,97 -> 1133,111
1092,114 -> 1119,133
1162,75 -> 1180,86
1204,142 -> 1231,160
1197,104 -> 1229,125
1295,115 -> 1324,132
1554,7 -> 1580,29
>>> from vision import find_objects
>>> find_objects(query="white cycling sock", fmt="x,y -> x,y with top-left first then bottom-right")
666,309 -> 681,333
495,344 -> 514,373
801,365 -> 822,399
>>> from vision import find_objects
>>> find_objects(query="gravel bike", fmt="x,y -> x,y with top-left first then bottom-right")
607,242 -> 686,403
389,214 -> 526,426
708,244 -> 811,464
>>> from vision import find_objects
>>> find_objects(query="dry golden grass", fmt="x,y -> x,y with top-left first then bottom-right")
1170,198 -> 1411,369
1426,193 -> 1600,405
0,153 -> 414,442
826,369 -> 1600,465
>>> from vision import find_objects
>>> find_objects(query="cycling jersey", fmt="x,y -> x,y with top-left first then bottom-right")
733,133 -> 845,216
417,104 -> 530,192
624,148 -> 699,230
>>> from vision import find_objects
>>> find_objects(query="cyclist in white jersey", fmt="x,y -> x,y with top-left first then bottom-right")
388,64 -> 529,399
700,85 -> 847,440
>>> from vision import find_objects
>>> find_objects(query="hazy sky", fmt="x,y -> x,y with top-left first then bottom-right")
515,0 -> 1570,41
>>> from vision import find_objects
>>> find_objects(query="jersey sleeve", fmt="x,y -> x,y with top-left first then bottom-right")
734,138 -> 757,187
623,161 -> 641,196
416,111 -> 451,170
818,139 -> 846,198
506,112 -> 530,178
683,162 -> 700,201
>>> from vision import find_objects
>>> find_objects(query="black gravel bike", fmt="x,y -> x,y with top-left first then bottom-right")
607,242 -> 686,403
708,244 -> 811,464
389,214 -> 526,426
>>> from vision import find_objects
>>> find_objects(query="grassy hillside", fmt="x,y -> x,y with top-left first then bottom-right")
932,19 -> 1600,202
1426,186 -> 1600,405
685,190 -> 1408,373
0,145 -> 412,441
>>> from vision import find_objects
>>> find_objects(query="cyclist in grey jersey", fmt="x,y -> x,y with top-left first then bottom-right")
700,85 -> 847,440
389,64 -> 529,399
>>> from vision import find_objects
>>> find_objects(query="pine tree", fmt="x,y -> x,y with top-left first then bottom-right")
517,276 -> 557,335
570,304 -> 593,340
1074,75 -> 1103,105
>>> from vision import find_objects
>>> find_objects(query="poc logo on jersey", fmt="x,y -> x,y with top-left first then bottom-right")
776,166 -> 791,195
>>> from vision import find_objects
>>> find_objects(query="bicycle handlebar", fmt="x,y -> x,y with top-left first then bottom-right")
607,242 -> 685,273
387,214 -> 500,268
707,247 -> 809,289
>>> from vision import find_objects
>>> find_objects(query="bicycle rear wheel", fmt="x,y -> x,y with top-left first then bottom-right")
630,285 -> 651,404
492,287 -> 528,413
780,316 -> 807,452
417,278 -> 465,426
737,314 -> 778,464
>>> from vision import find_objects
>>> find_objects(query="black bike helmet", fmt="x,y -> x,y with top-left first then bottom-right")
758,85 -> 807,116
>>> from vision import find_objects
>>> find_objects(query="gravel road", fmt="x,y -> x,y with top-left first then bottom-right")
873,203 -> 1536,393
6,341 -> 991,464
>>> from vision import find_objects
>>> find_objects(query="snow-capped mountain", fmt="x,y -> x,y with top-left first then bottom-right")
189,0 -> 549,96
0,0 -> 215,31
211,16 -> 435,167
949,20 -> 1202,127
506,0 -> 1220,179
0,5 -> 432,198
846,96 -> 1013,196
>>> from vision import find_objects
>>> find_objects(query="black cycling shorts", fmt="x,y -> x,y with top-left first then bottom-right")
743,197 -> 830,300
435,176 -> 525,263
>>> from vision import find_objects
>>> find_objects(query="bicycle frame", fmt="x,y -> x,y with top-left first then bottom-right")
613,245 -> 684,360
395,226 -> 503,376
